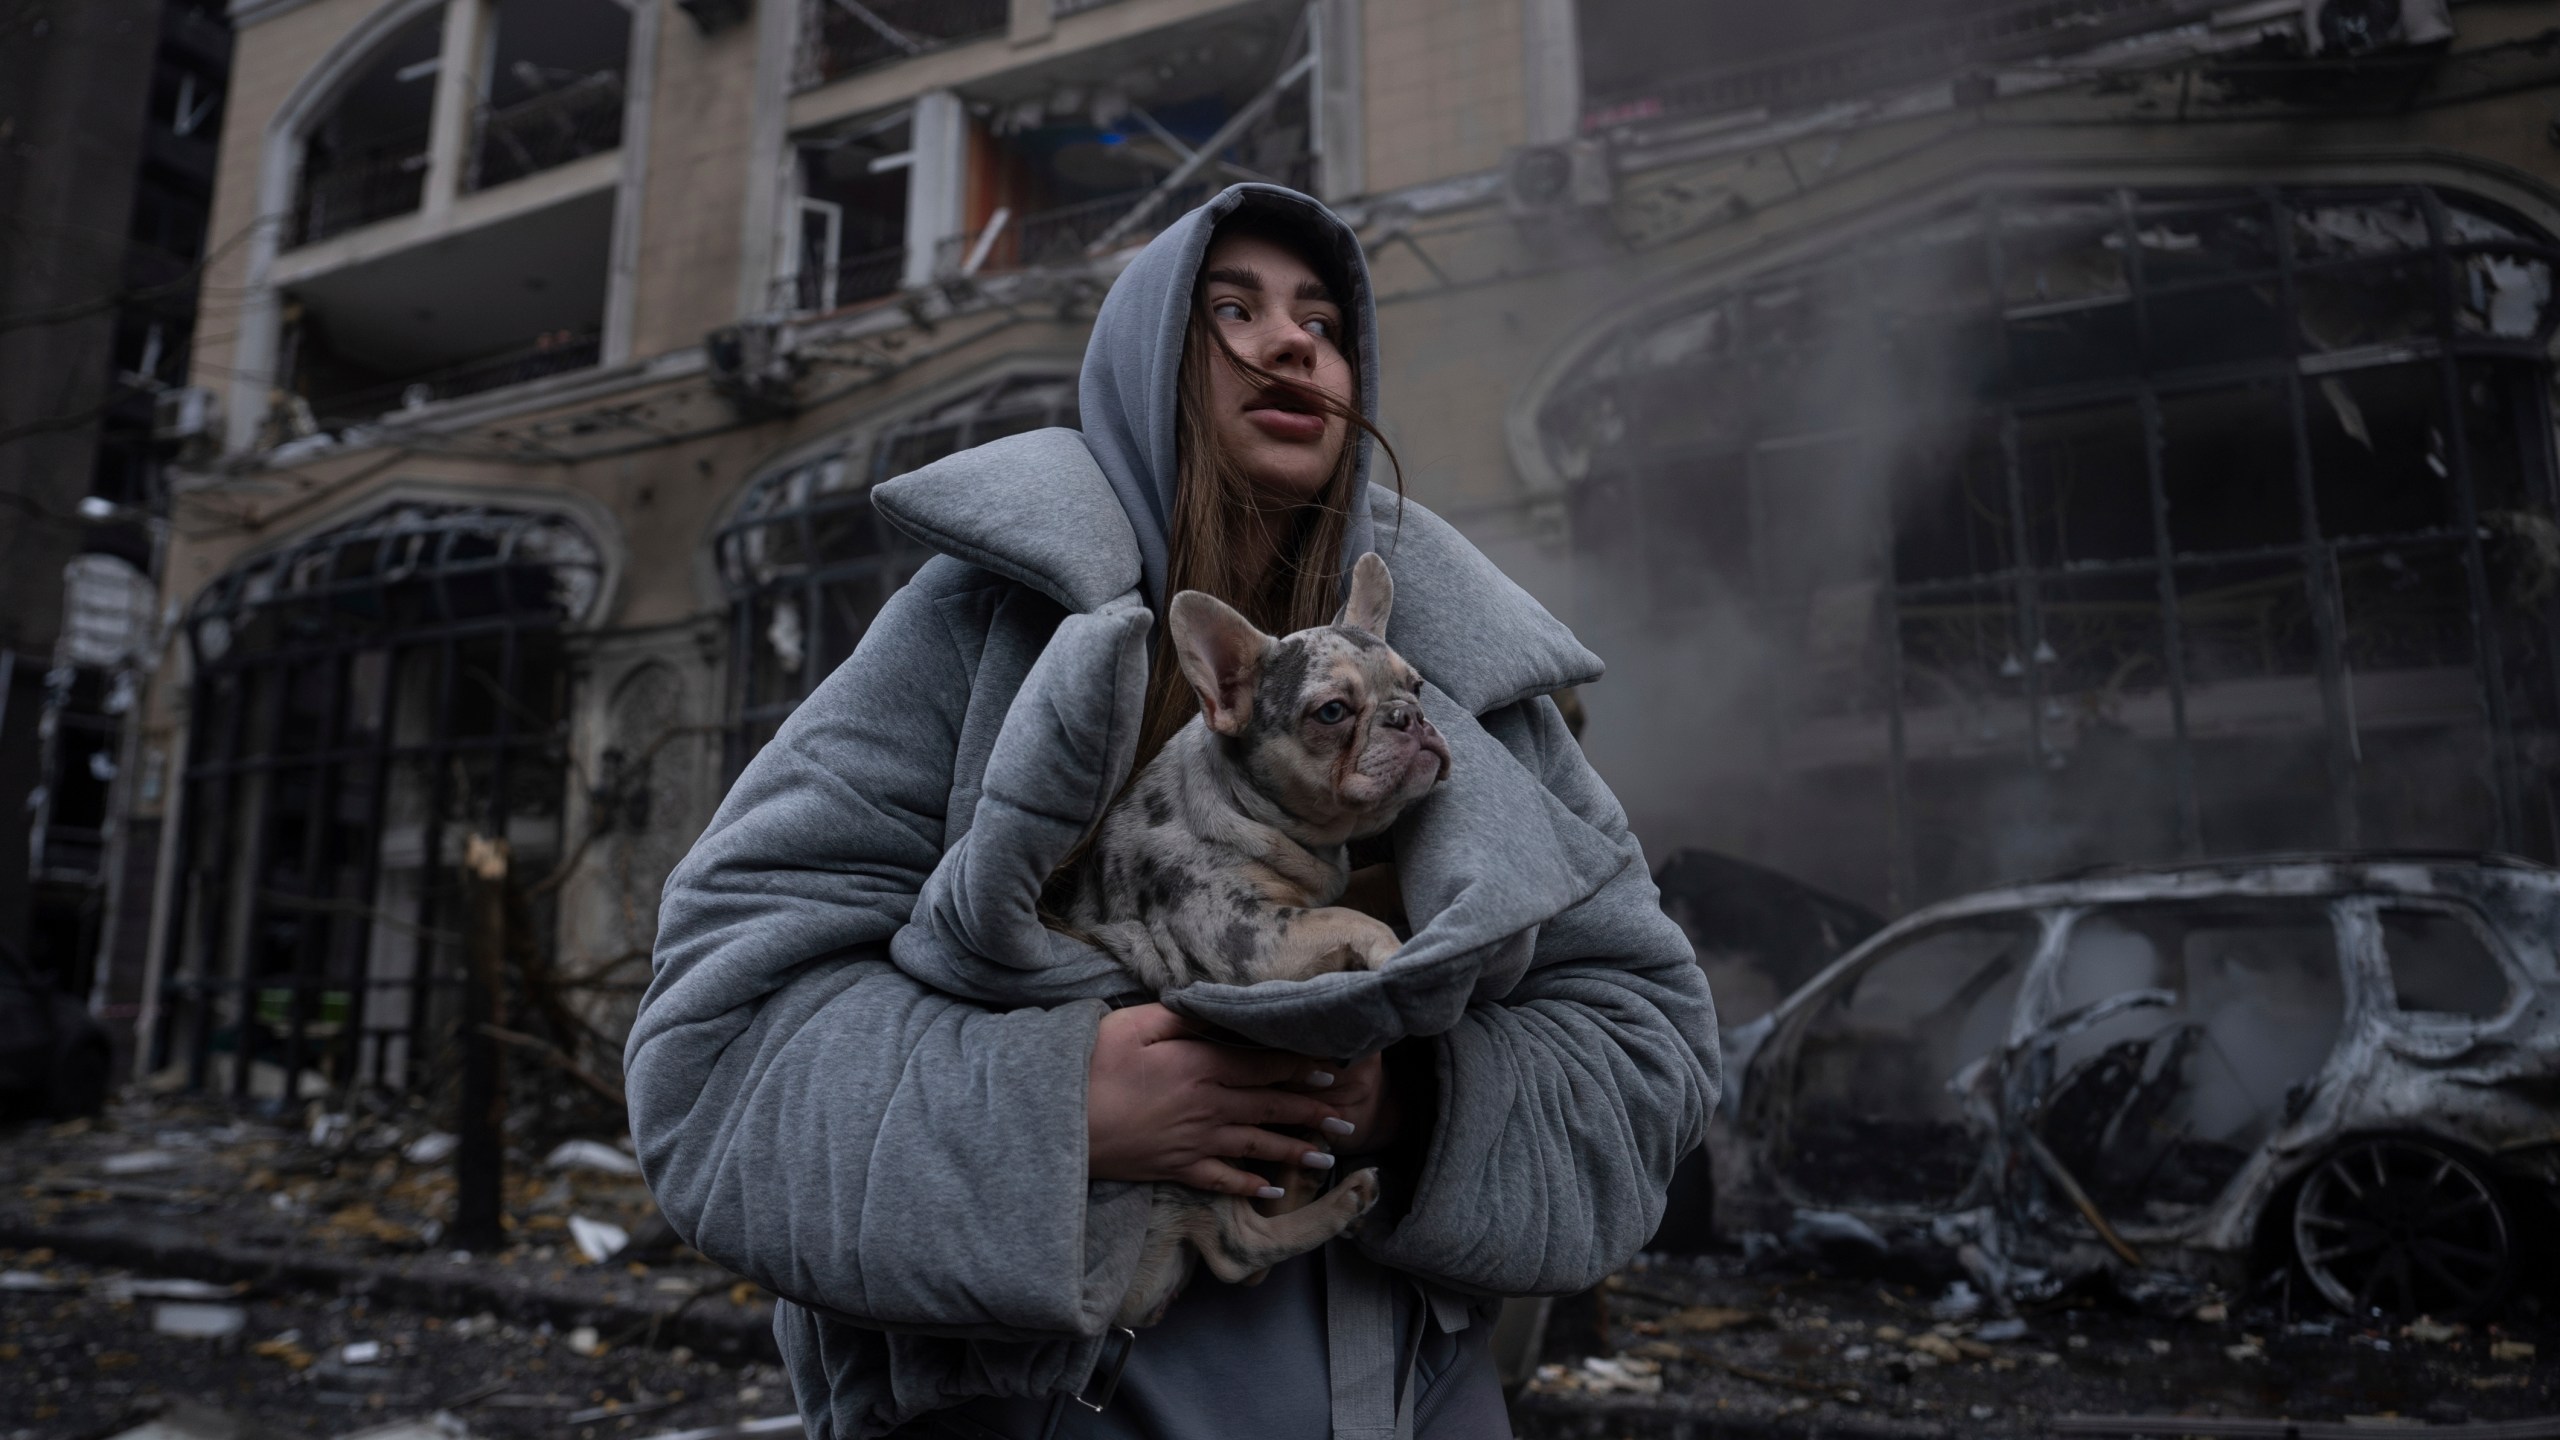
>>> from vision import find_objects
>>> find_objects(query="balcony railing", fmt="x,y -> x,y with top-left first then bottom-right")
471,71 -> 626,191
777,245 -> 907,314
1013,182 -> 1218,268
292,132 -> 429,248
795,0 -> 1007,89
310,328 -> 603,426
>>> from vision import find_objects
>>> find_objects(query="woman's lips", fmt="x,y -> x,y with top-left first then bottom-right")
1245,406 -> 1327,442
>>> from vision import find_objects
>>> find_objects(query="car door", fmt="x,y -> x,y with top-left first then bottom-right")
2015,897 -> 2350,1231
1760,911 -> 2044,1212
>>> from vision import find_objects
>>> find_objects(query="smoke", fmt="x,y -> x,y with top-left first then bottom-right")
1552,210 -> 1984,912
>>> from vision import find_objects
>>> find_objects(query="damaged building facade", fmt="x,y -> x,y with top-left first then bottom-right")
114,0 -> 2560,1112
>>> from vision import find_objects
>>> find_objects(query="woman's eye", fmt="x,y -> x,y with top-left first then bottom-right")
1313,700 -> 1352,724
1304,315 -> 1336,341
1214,299 -> 1249,321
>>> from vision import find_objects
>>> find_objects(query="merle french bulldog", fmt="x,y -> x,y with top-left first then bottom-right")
1059,551 -> 1452,1329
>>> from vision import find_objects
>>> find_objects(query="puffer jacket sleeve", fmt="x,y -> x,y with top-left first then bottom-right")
1359,694 -> 1721,1296
625,572 -> 1145,1339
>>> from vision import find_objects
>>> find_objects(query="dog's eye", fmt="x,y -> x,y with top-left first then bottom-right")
1312,700 -> 1352,725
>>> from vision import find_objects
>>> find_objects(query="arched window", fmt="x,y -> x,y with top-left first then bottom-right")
159,502 -> 605,1099
1538,184 -> 2560,902
291,0 -> 633,247
717,372 -> 1080,772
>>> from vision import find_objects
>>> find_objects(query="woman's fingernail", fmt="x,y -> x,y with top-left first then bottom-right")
1320,1117 -> 1356,1136
1307,1070 -> 1337,1088
1300,1150 -> 1337,1170
1256,1185 -> 1286,1200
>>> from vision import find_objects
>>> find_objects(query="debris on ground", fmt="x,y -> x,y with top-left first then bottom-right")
544,1140 -> 642,1178
1529,1353 -> 1664,1396
3,1096 -> 783,1439
568,1216 -> 630,1265
401,1134 -> 458,1166
6,1246 -> 791,1439
151,1302 -> 247,1339
1509,1252 -> 2560,1437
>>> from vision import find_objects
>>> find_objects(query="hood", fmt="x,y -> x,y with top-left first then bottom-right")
1079,183 -> 1381,610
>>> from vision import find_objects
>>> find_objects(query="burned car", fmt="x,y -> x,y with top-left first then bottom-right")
1710,854 -> 2560,1318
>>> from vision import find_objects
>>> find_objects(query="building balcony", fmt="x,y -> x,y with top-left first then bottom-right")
795,0 -> 1010,91
292,132 -> 431,249
471,69 -> 625,191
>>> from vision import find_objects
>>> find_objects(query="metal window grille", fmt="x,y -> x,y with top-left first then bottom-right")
717,373 -> 1080,777
154,503 -> 603,1103
1543,184 -> 2560,905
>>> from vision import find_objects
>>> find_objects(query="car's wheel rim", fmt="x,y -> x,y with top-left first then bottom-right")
2292,1137 -> 2511,1319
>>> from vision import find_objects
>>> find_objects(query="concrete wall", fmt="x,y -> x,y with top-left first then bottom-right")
1361,0 -> 1527,196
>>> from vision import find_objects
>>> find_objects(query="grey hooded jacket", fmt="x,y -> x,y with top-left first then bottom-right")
627,186 -> 1719,1439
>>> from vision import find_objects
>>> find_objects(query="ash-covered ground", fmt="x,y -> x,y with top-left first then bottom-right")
1516,1251 -> 2556,1437
2,1248 -> 791,1440
7,1097 -> 2556,1439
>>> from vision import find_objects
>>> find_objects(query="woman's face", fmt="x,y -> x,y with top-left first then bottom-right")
1197,233 -> 1355,504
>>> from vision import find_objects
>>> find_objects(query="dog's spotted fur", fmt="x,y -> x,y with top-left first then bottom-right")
1066,553 -> 1451,1329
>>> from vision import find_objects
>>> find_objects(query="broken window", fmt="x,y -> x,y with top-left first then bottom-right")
718,374 -> 1078,775
279,185 -> 615,428
293,9 -> 442,246
956,13 -> 1314,273
469,0 -> 632,191
2378,906 -> 2511,1020
1545,185 -> 2560,906
155,503 -> 601,1101
795,0 -> 1008,90
1777,914 -> 2036,1208
783,113 -> 912,314
2036,901 -> 2345,1224
276,1 -> 629,429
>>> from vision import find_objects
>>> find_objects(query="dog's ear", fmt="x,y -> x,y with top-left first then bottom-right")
1169,590 -> 1272,736
1333,552 -> 1392,637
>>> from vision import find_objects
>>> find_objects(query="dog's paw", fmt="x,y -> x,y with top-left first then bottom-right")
1336,1166 -> 1382,1217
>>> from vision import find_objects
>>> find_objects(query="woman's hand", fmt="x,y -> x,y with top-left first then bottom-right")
1299,1051 -> 1402,1157
1087,1004 -> 1357,1199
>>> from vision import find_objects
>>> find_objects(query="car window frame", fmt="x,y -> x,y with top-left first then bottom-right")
2347,895 -> 2529,1034
2023,895 -> 2364,1037
1746,905 -> 2061,1212
1756,905 -> 2062,1086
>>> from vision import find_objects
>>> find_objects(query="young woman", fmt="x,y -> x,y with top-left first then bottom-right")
627,186 -> 1719,1440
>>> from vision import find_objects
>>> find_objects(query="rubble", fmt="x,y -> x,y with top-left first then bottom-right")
5,1244 -> 790,1439
150,1303 -> 246,1339
1511,1253 -> 2560,1438
568,1216 -> 630,1265
403,1134 -> 459,1166
544,1140 -> 642,1178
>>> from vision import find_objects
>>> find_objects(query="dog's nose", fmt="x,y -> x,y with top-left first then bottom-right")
1381,702 -> 1412,731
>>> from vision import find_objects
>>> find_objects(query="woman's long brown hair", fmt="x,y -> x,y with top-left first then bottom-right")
1130,214 -> 1404,769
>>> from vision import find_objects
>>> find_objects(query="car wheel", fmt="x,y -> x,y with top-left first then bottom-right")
46,1040 -> 110,1120
2291,1135 -> 2514,1320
